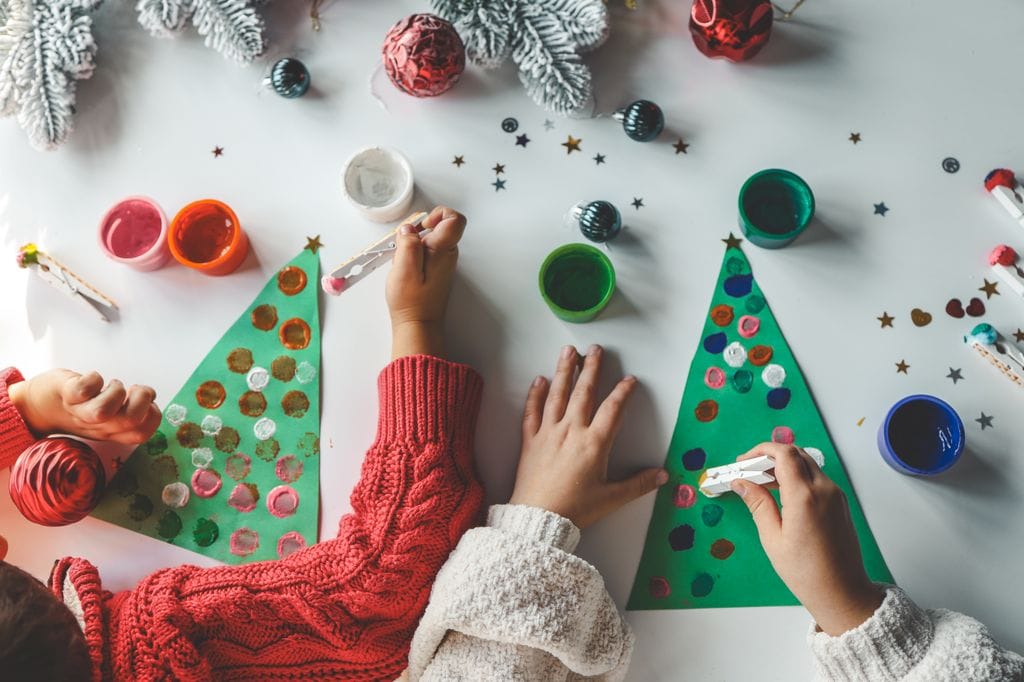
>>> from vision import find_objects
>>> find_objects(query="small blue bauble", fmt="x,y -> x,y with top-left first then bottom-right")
616,100 -> 664,142
577,200 -> 621,243
270,58 -> 311,99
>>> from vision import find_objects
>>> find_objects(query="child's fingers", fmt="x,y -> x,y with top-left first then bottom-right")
63,371 -> 104,406
522,376 -> 549,438
566,345 -> 602,424
732,479 -> 782,547
122,385 -> 157,426
421,207 -> 466,252
80,379 -> 127,423
543,345 -> 580,422
738,442 -> 814,486
606,467 -> 668,512
590,375 -> 638,438
391,225 -> 426,280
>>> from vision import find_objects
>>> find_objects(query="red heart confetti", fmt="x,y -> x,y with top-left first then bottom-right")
965,298 -> 986,317
945,299 -> 965,318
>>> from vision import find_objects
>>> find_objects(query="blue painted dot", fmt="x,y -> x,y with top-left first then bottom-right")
682,448 -> 707,470
767,388 -> 791,409
702,504 -> 724,527
668,524 -> 695,551
704,332 -> 728,354
724,274 -> 753,298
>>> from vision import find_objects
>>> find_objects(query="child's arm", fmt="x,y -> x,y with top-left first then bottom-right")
732,444 -> 1024,680
408,345 -> 667,681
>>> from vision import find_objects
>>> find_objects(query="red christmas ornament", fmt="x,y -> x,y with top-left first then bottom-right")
382,13 -> 466,97
690,0 -> 774,62
9,437 -> 106,527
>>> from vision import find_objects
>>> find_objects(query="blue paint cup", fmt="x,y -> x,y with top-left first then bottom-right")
877,395 -> 965,475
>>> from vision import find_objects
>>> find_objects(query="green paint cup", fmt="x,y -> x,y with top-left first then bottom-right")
738,169 -> 815,249
539,243 -> 616,323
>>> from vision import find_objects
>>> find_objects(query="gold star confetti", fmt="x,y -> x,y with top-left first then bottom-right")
877,312 -> 894,328
212,146 -> 224,157
673,139 -> 690,154
849,132 -> 861,144
305,235 -> 324,254
561,135 -> 582,154
452,155 -> 465,167
979,279 -> 1000,299
722,233 -> 742,249
895,360 -> 910,374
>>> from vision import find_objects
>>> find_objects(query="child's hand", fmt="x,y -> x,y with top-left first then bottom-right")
385,206 -> 466,359
508,345 -> 668,529
8,369 -> 161,445
731,443 -> 884,636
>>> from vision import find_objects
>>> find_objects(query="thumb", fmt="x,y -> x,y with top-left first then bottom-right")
732,480 -> 781,546
391,225 -> 424,280
608,467 -> 669,509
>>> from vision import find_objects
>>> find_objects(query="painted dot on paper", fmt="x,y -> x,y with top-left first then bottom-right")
152,455 -> 179,483
737,315 -> 760,338
127,494 -> 153,522
215,427 -> 240,453
767,388 -> 791,409
246,367 -> 270,392
191,468 -> 222,498
279,318 -> 311,350
674,484 -> 697,508
161,481 -> 190,508
710,304 -> 735,327
772,426 -> 795,445
723,342 -> 747,368
252,304 -> 278,331
704,367 -> 726,389
271,356 -> 297,382
227,482 -> 259,512
711,539 -> 735,560
725,256 -> 746,275
142,431 -> 168,456
255,438 -> 281,462
200,415 -> 223,436
295,361 -> 317,385
230,528 -> 260,557
282,390 -> 310,418
724,274 -> 753,297
297,432 -> 320,458
254,417 -> 277,441
762,364 -> 786,388
112,470 -> 138,497
156,510 -> 182,540
191,447 -> 214,469
691,572 -> 714,597
682,448 -> 707,470
239,391 -> 267,417
165,404 -> 187,426
275,455 -> 304,483
649,576 -> 671,599
267,485 -> 299,518
227,348 -> 254,374
668,524 -> 695,551
277,531 -> 306,559
225,453 -> 252,480
745,294 -> 766,313
176,422 -> 203,448
196,381 -> 226,409
193,518 -> 219,547
695,400 -> 719,423
748,345 -> 774,366
730,369 -> 753,393
702,504 -> 724,527
277,266 -> 308,296
704,332 -> 728,354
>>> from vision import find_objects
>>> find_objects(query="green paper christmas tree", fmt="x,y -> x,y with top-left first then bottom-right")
93,246 -> 322,565
628,237 -> 891,610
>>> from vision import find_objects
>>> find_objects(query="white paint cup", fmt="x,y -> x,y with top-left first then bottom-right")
341,146 -> 414,223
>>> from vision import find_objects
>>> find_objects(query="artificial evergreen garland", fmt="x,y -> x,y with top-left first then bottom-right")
433,0 -> 609,115
136,0 -> 269,64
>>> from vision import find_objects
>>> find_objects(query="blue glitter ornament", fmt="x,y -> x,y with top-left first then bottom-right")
613,100 -> 664,142
269,58 -> 311,99
572,200 -> 622,243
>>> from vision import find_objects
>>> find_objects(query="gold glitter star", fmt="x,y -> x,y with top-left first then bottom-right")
979,279 -> 1000,299
305,235 -> 324,253
673,139 -> 690,154
562,135 -> 582,154
895,360 -> 910,374
877,312 -> 894,328
849,132 -> 861,144
722,233 -> 742,249
452,155 -> 465,167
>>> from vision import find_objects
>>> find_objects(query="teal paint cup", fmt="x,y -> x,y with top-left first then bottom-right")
738,169 -> 815,249
539,243 -> 616,323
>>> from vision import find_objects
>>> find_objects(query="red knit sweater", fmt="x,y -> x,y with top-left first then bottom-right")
1,357 -> 484,681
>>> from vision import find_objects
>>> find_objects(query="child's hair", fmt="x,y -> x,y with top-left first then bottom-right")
0,562 -> 90,681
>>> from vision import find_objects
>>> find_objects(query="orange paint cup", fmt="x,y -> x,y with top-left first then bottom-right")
168,199 -> 249,276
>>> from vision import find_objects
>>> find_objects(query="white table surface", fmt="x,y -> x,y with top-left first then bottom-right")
2,0 -> 1022,678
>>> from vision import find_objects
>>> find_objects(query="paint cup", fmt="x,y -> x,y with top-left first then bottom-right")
738,169 -> 815,249
877,395 -> 965,475
98,196 -> 170,271
539,243 -> 616,323
341,146 -> 415,223
168,199 -> 249,276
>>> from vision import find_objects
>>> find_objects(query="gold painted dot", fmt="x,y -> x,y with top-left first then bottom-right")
176,422 -> 203,448
279,318 -> 311,350
252,304 -> 278,331
281,390 -> 310,418
255,438 -> 280,462
239,391 -> 267,417
214,426 -> 240,453
196,381 -> 226,409
277,266 -> 308,296
227,348 -> 254,374
271,356 -> 297,382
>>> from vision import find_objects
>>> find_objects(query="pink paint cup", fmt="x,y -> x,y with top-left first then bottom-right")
98,196 -> 170,271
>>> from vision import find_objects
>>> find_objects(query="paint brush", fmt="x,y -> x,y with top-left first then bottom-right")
320,212 -> 429,296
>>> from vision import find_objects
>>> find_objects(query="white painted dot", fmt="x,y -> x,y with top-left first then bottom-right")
161,482 -> 190,508
247,367 -> 270,392
804,447 -> 826,468
165,403 -> 187,426
254,417 -> 277,441
191,447 -> 213,469
295,361 -> 317,385
723,342 -> 747,368
762,364 -> 787,388
200,415 -> 223,436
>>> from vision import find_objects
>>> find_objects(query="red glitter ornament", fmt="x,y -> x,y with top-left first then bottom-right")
690,0 -> 773,62
9,437 -> 106,527
382,13 -> 465,97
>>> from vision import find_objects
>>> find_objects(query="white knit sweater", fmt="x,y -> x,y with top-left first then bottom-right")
408,504 -> 1023,681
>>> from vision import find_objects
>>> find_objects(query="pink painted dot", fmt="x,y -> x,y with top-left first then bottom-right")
649,576 -> 671,599
225,453 -> 251,481
277,531 -> 306,559
267,485 -> 299,518
673,484 -> 697,509
227,482 -> 259,512
704,367 -> 726,389
229,528 -> 259,557
772,426 -> 795,445
191,468 -> 222,498
275,454 -> 304,483
737,315 -> 760,338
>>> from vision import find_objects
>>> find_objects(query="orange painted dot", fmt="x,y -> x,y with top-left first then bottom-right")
252,304 -> 278,331
279,318 -> 311,350
196,381 -> 226,409
695,399 -> 719,423
710,538 -> 735,560
281,390 -> 310,418
239,391 -> 267,417
749,345 -> 774,366
176,422 -> 203,448
277,266 -> 308,296
710,304 -> 735,327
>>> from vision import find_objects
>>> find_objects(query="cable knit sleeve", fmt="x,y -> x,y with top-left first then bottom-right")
407,504 -> 635,681
55,356 -> 485,682
0,367 -> 38,469
808,585 -> 1024,681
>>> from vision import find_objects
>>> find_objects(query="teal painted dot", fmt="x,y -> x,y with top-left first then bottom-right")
745,294 -> 766,314
725,256 -> 746,275
691,572 -> 715,597
702,504 -> 724,527
730,369 -> 753,393
156,510 -> 182,539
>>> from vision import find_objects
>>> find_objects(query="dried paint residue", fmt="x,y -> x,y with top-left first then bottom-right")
196,381 -> 226,409
279,318 -> 311,350
277,531 -> 306,559
691,572 -> 714,597
230,528 -> 260,557
238,391 -> 267,417
227,482 -> 260,512
267,485 -> 299,518
227,348 -> 254,373
271,355 -> 297,382
710,538 -> 735,560
281,390 -> 310,418
191,468 -> 222,498
275,455 -> 303,483
161,481 -> 190,508
225,453 -> 252,480
252,304 -> 278,331
193,518 -> 219,547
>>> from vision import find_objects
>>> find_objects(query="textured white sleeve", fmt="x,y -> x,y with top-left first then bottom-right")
809,585 -> 1024,681
407,504 -> 634,681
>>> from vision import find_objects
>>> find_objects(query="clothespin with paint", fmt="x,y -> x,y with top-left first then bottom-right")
16,243 -> 118,322
984,169 -> 1024,229
988,245 -> 1024,298
699,455 -> 775,498
964,322 -> 1024,387
320,211 -> 429,296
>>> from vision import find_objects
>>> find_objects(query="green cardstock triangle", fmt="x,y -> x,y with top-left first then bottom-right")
93,248 -> 322,565
628,243 -> 891,610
